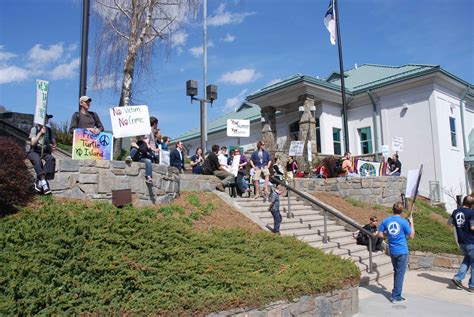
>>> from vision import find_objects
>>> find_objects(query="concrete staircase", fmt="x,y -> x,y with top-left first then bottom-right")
233,195 -> 393,284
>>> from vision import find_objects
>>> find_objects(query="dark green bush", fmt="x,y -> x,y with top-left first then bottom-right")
0,137 -> 34,214
0,197 -> 359,315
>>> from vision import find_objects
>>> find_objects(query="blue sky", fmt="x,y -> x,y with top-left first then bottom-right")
0,0 -> 473,139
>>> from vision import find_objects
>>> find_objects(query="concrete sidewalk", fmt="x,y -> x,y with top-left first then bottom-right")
355,270 -> 473,317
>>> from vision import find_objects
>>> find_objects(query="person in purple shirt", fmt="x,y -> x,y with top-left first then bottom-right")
377,202 -> 415,303
250,141 -> 271,199
449,196 -> 474,292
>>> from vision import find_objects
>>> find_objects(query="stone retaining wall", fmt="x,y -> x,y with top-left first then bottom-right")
409,251 -> 464,272
41,159 -> 180,205
292,176 -> 407,206
208,286 -> 358,317
179,174 -> 221,192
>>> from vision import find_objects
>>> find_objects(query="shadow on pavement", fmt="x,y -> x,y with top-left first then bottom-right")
417,272 -> 459,289
360,283 -> 392,300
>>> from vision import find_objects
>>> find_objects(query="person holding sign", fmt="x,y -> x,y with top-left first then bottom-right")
250,141 -> 271,199
388,154 -> 402,176
68,96 -> 104,134
377,202 -> 415,303
27,114 -> 56,194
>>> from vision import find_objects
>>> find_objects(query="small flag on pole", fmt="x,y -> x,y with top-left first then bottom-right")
324,0 -> 336,45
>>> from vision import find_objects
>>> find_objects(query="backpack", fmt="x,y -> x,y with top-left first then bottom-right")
334,158 -> 344,174
75,111 -> 99,128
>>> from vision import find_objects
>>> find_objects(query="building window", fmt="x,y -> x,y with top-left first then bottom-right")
358,127 -> 373,154
450,117 -> 457,147
315,118 -> 321,153
333,127 -> 342,155
289,121 -> 299,141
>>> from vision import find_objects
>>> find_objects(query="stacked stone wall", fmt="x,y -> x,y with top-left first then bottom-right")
292,176 -> 407,206
36,159 -> 179,205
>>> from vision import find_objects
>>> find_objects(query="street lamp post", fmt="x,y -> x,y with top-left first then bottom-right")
186,80 -> 217,152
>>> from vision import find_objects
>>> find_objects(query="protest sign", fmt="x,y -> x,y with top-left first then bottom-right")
289,141 -> 304,156
110,105 -> 150,138
356,160 -> 382,177
72,129 -> 113,160
392,137 -> 403,152
34,80 -> 49,125
307,141 -> 312,162
226,119 -> 250,137
160,150 -> 170,166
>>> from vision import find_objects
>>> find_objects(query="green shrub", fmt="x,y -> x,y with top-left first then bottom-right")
0,197 -> 359,315
0,137 -> 34,214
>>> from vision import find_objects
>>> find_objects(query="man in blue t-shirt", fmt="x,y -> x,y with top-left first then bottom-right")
448,196 -> 474,292
377,202 -> 415,303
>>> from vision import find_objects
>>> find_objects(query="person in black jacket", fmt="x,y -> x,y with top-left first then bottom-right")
170,141 -> 185,173
357,216 -> 384,252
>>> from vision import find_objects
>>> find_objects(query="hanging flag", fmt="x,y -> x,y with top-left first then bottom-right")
324,0 -> 336,45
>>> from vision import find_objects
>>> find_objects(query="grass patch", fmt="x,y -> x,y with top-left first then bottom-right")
0,196 -> 359,315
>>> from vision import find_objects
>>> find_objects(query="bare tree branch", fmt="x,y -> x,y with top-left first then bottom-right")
113,0 -> 132,21
108,19 -> 130,41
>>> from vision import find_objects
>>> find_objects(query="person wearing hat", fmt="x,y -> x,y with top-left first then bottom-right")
68,96 -> 104,134
268,185 -> 286,234
27,114 -> 56,194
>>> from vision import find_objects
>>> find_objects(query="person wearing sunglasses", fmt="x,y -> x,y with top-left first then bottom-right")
356,216 -> 384,252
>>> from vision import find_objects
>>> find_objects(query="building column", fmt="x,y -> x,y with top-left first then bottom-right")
297,94 -> 317,171
261,106 -> 277,157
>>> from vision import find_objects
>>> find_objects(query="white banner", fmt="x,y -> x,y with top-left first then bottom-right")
289,141 -> 304,156
226,119 -> 250,137
392,137 -> 403,152
307,141 -> 312,162
405,168 -> 420,198
34,80 -> 49,125
110,105 -> 150,138
381,144 -> 390,157
160,150 -> 170,166
356,160 -> 381,177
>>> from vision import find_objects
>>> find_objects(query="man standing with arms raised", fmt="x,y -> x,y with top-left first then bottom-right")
377,202 -> 415,303
449,196 -> 474,292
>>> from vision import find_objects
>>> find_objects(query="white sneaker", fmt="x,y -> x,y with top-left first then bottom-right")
40,180 -> 51,195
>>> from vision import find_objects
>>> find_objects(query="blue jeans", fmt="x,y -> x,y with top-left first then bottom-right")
391,254 -> 408,300
454,244 -> 474,288
130,148 -> 152,178
271,208 -> 282,233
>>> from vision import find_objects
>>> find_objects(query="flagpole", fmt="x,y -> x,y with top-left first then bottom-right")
334,0 -> 349,153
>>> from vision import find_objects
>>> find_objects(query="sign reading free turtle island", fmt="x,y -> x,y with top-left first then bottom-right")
110,105 -> 150,138
72,129 -> 114,160
226,119 -> 250,137
34,80 -> 49,125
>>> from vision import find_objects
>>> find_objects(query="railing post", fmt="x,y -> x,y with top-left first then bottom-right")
368,238 -> 373,274
323,210 -> 328,243
287,182 -> 291,218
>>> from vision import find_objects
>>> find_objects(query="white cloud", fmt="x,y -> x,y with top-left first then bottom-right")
0,46 -> 16,62
189,41 -> 214,58
27,43 -> 64,65
223,89 -> 248,113
221,33 -> 236,42
208,4 -> 255,26
171,30 -> 188,47
0,65 -> 29,84
219,68 -> 262,85
50,58 -> 80,80
67,43 -> 78,51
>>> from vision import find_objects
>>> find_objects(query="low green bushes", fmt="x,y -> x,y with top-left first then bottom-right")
0,197 -> 359,315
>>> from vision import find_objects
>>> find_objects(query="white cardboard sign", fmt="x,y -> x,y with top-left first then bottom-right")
34,80 -> 49,125
289,141 -> 304,156
226,119 -> 250,137
160,150 -> 170,166
110,105 -> 150,138
392,137 -> 403,152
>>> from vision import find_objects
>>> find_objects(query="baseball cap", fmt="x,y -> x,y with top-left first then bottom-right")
79,96 -> 92,103
46,114 -> 53,119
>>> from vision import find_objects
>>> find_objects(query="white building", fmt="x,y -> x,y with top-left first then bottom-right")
175,64 -> 474,210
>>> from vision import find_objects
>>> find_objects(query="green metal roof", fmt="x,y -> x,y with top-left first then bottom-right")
247,64 -> 472,100
174,102 -> 261,141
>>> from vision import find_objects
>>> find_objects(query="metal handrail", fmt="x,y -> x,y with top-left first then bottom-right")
272,177 -> 375,274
